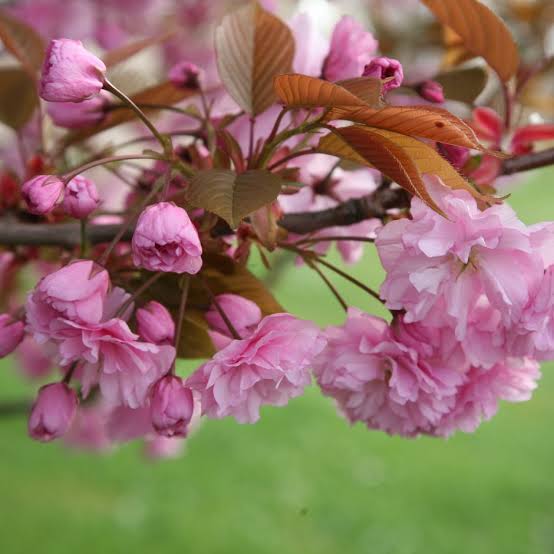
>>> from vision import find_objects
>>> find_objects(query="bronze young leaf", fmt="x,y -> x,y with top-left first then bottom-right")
215,2 -> 294,116
420,0 -> 519,82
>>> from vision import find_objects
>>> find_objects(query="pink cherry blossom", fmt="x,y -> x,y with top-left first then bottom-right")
363,57 -> 404,93
323,16 -> 378,82
0,314 -> 24,358
144,436 -> 185,460
64,405 -> 111,452
205,293 -> 262,349
63,318 -> 176,408
63,176 -> 100,219
26,260 -> 110,343
132,202 -> 203,274
28,382 -> 78,442
21,175 -> 64,215
290,13 -> 328,77
313,309 -> 464,437
187,314 -> 326,423
149,375 -> 195,437
15,337 -> 55,380
47,91 -> 109,129
136,301 -> 175,345
39,39 -> 107,103
376,176 -> 544,340
434,358 -> 540,437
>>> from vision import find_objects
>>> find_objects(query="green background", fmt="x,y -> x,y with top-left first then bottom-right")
1,168 -> 554,554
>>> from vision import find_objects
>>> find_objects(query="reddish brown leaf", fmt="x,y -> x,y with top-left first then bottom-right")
325,105 -> 487,151
0,68 -> 38,129
0,10 -> 45,78
274,74 -> 370,109
421,0 -> 519,82
215,2 -> 294,115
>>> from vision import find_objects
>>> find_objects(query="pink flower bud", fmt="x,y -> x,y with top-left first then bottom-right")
362,57 -> 404,93
63,176 -> 100,219
47,91 -> 109,129
28,382 -> 78,442
132,202 -> 203,274
206,294 -> 262,347
437,143 -> 470,170
150,375 -> 195,437
0,314 -> 24,358
169,61 -> 202,88
136,301 -> 175,345
40,39 -> 107,103
417,80 -> 445,104
21,175 -> 64,215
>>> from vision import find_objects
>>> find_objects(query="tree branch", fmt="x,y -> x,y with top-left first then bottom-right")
1,149 -> 554,248
501,147 -> 554,175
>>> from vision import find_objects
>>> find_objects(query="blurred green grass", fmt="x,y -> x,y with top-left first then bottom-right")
1,168 -> 554,554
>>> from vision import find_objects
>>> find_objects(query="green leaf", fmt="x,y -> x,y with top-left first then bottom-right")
187,169 -> 283,228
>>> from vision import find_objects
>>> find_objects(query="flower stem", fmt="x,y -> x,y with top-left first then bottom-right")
115,272 -> 163,318
200,278 -> 241,340
103,80 -> 171,153
173,275 -> 191,360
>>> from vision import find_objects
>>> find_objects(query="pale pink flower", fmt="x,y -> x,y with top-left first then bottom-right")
64,405 -> 111,452
313,309 -> 463,437
290,13 -> 328,77
136,301 -> 175,345
363,57 -> 404,93
187,314 -> 326,423
64,318 -> 176,408
323,16 -> 378,82
150,375 -> 195,437
28,382 -> 78,442
39,39 -> 106,103
132,202 -> 203,274
106,405 -> 153,442
21,175 -> 64,215
63,176 -> 100,219
15,337 -> 55,380
205,294 -> 262,349
47,91 -> 109,128
376,176 -> 544,339
26,260 -> 110,343
144,436 -> 185,460
0,314 -> 24,358
434,358 -> 540,437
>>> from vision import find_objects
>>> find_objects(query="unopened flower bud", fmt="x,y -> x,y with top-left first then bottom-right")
0,314 -> 24,357
150,375 -> 195,437
169,61 -> 202,88
136,301 -> 175,345
362,57 -> 404,93
21,175 -> 64,215
63,176 -> 100,219
28,382 -> 78,442
417,80 -> 445,104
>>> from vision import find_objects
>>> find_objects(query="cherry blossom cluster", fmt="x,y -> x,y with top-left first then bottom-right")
1,2 -> 554,459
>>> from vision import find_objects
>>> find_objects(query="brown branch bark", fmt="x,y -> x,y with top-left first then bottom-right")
1,149 -> 554,248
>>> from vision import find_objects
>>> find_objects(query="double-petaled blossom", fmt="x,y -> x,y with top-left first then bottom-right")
313,309 -> 464,437
63,176 -> 100,219
376,176 -> 545,341
28,382 -> 78,442
47,91 -> 109,129
132,202 -> 203,274
21,175 -> 64,215
205,294 -> 262,349
314,309 -> 540,437
26,260 -> 110,343
187,314 -> 326,423
363,57 -> 404,93
0,314 -> 24,357
61,318 -> 175,408
39,39 -> 107,103
136,301 -> 175,345
149,375 -> 195,437
323,16 -> 378,82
